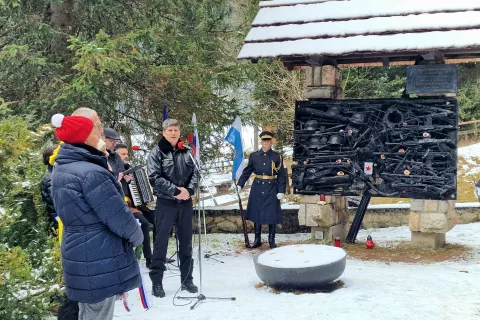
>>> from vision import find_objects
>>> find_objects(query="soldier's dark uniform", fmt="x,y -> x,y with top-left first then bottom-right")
238,131 -> 286,248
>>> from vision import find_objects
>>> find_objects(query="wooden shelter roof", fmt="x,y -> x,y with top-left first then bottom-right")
238,0 -> 480,67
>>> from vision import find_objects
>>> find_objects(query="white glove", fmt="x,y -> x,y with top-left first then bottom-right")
136,218 -> 141,227
236,185 -> 242,193
277,193 -> 284,200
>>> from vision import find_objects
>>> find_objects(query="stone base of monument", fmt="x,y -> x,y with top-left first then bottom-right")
253,244 -> 347,289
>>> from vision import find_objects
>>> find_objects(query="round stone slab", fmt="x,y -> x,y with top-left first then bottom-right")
254,244 -> 347,289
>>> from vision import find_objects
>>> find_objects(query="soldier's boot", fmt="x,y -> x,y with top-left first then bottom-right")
268,224 -> 277,249
251,223 -> 262,248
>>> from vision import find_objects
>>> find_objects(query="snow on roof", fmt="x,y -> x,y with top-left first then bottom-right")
259,0 -> 341,7
246,11 -> 480,43
253,0 -> 480,26
239,29 -> 480,59
239,0 -> 480,64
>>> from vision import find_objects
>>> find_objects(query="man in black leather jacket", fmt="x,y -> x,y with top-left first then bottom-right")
147,118 -> 198,298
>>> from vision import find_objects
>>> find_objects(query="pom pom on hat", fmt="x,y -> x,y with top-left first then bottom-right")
53,115 -> 95,144
51,114 -> 65,128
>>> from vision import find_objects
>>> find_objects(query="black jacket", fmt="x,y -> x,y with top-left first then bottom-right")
107,150 -> 125,179
40,166 -> 58,226
147,137 -> 198,205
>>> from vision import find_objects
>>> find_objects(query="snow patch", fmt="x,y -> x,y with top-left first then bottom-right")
12,288 -> 45,301
113,223 -> 480,320
21,181 -> 31,188
458,142 -> 480,159
258,244 -> 346,268
49,284 -> 62,292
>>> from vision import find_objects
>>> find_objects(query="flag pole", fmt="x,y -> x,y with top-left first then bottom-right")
234,179 -> 251,248
192,113 -> 210,251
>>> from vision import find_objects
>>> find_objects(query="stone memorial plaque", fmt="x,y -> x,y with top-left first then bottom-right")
406,65 -> 458,95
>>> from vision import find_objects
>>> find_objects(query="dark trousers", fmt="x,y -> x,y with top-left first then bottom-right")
57,298 -> 79,320
142,210 -> 156,242
132,212 -> 152,261
149,201 -> 193,284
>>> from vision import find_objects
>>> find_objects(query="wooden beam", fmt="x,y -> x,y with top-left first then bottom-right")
275,48 -> 480,67
304,55 -> 338,67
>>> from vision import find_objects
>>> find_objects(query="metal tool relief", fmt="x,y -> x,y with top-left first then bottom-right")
292,98 -> 458,200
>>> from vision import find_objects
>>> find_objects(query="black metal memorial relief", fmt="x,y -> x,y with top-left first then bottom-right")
292,98 -> 458,200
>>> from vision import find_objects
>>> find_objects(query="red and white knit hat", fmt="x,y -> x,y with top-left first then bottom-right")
51,114 -> 94,144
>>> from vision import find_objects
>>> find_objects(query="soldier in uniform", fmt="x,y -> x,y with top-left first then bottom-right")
237,131 -> 286,249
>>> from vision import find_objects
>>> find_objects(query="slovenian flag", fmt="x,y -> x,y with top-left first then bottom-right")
187,113 -> 201,164
225,116 -> 245,179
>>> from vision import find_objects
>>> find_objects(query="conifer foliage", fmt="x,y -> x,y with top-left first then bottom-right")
0,105 -> 61,319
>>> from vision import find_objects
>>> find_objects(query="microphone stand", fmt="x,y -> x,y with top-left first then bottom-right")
179,147 -> 221,260
176,149 -> 236,310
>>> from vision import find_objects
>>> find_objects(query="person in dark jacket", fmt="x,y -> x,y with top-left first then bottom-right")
50,110 -> 143,320
41,145 -> 58,229
237,131 -> 286,249
147,118 -> 198,298
104,128 -> 133,197
104,128 -> 126,178
115,143 -> 154,269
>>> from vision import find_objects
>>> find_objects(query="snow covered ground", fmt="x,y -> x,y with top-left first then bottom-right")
113,222 -> 480,320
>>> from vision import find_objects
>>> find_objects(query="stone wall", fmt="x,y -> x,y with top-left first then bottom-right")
197,205 -> 480,234
194,208 -> 310,234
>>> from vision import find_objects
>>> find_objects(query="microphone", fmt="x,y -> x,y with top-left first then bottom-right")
177,141 -> 192,150
132,145 -> 147,152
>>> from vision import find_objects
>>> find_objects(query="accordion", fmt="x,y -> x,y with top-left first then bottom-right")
128,167 -> 155,208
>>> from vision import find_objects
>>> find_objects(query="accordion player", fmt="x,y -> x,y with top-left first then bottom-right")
127,166 -> 156,209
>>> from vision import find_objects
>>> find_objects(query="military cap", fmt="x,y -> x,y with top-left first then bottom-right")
259,131 -> 274,140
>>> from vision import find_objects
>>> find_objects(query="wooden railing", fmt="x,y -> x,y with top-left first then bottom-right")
459,119 -> 480,138
198,173 -> 293,206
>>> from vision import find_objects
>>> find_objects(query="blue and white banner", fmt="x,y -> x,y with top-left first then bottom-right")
225,116 -> 245,180
163,105 -> 168,121
192,113 -> 200,164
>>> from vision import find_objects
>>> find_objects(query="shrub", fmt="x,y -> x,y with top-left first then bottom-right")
0,111 -> 61,319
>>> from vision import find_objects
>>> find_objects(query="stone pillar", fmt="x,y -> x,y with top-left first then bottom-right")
298,65 -> 348,244
305,65 -> 343,99
409,199 -> 457,248
298,195 -> 349,243
405,60 -> 458,249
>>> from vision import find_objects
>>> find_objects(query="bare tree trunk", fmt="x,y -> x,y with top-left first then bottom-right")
50,0 -> 75,56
